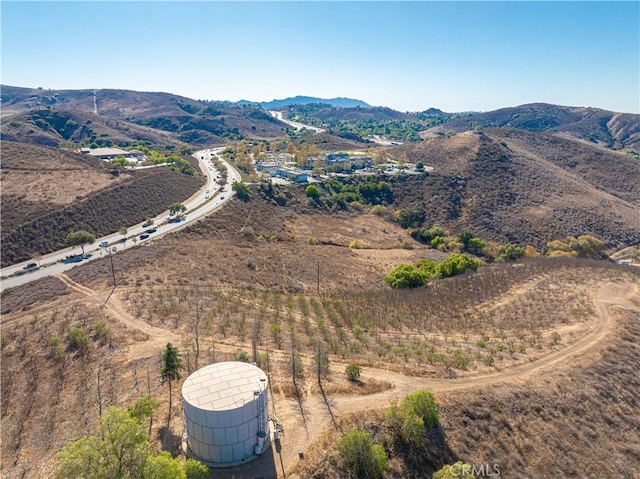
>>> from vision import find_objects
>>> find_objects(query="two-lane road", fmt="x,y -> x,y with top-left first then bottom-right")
0,148 -> 241,291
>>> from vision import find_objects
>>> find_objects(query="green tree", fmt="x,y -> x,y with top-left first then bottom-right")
57,406 -> 150,479
160,343 -> 184,427
168,203 -> 186,217
111,157 -> 129,168
384,264 -> 427,289
119,227 -> 128,243
305,184 -> 321,199
65,230 -> 96,255
232,181 -> 250,202
437,254 -> 479,278
184,459 -> 209,479
337,429 -> 388,479
345,364 -> 362,382
143,452 -> 185,479
57,403 -> 193,479
385,390 -> 440,446
127,394 -> 160,436
497,243 -> 525,262
433,462 -> 477,479
395,208 -> 424,229
67,327 -> 90,354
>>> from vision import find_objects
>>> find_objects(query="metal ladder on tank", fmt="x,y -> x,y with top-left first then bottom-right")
255,389 -> 266,453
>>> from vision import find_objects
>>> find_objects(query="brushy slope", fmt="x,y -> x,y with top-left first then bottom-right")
392,130 -> 640,248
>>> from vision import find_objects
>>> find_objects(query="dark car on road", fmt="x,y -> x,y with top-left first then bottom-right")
139,234 -> 150,240
144,228 -> 157,234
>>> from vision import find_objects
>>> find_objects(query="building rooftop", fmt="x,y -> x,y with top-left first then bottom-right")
84,147 -> 130,157
182,361 -> 267,411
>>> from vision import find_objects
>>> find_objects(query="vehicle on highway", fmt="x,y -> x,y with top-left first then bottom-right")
62,254 -> 92,264
142,221 -> 151,227
139,234 -> 150,240
220,195 -> 225,200
23,262 -> 38,270
99,241 -> 109,247
145,228 -> 157,234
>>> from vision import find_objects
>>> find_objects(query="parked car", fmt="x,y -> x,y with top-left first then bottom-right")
144,228 -> 157,234
23,262 -> 38,270
139,234 -> 150,240
99,241 -> 109,247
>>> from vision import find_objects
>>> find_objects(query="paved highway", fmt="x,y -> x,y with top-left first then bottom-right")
269,110 -> 325,133
0,148 -> 241,291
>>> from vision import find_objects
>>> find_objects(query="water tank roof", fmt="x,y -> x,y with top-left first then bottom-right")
182,361 -> 267,411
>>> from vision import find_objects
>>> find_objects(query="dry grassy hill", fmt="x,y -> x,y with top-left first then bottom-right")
0,140 -> 204,266
392,130 -> 640,248
421,103 -> 640,152
1,184 -> 638,478
1,86 -> 290,148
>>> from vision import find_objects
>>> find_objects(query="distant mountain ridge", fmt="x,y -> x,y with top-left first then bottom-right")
238,95 -> 371,109
422,103 -> 640,151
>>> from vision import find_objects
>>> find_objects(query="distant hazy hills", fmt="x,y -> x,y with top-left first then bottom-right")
237,95 -> 371,109
0,85 -> 287,148
423,102 -> 640,151
1,86 -> 638,154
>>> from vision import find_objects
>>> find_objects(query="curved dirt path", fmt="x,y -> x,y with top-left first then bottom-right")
19,276 -> 637,478
54,274 -> 180,359
208,281 -> 640,478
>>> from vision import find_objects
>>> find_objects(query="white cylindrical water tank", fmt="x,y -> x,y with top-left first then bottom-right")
182,361 -> 270,468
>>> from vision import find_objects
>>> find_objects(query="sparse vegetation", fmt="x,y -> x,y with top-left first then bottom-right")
337,428 -> 388,479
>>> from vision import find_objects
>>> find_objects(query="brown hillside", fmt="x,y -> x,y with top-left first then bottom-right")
1,141 -> 128,230
392,131 -> 640,248
421,103 -> 640,151
1,141 -> 204,267
1,86 -> 290,148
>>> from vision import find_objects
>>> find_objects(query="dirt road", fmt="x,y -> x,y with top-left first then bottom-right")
45,276 -> 640,478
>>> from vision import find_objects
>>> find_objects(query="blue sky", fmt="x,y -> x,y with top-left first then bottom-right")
2,1 -> 639,113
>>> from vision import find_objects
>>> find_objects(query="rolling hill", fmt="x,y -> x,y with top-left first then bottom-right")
421,103 -> 640,152
391,128 -> 640,248
0,141 -> 203,267
252,95 -> 371,109
0,85 -> 290,148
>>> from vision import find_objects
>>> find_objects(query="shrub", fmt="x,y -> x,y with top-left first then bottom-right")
48,335 -> 65,358
67,327 -> 89,353
345,364 -> 362,382
401,239 -> 414,250
384,264 -> 428,289
385,390 -> 440,446
305,184 -> 321,199
337,429 -> 388,479
349,240 -> 370,250
92,321 -> 113,343
234,350 -> 250,362
307,236 -> 318,245
497,243 -> 526,262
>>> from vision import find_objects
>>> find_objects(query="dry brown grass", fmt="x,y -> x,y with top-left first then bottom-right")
291,306 -> 640,478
